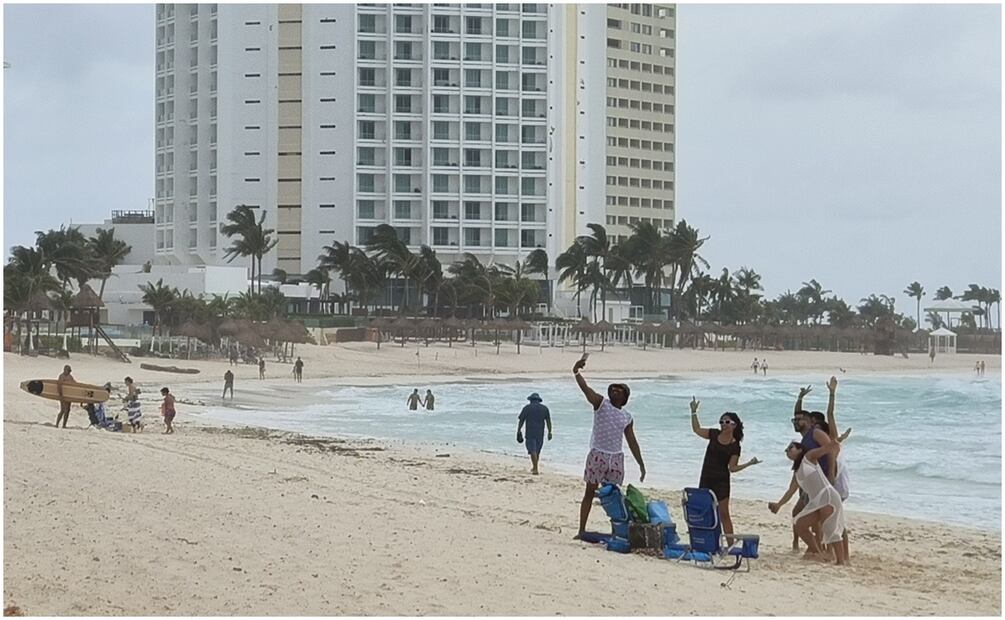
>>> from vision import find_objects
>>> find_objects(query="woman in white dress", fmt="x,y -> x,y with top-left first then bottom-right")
768,441 -> 847,565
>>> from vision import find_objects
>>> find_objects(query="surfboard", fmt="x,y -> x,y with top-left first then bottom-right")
19,379 -> 110,404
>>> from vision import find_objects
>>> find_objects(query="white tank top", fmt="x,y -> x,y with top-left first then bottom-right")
589,399 -> 633,454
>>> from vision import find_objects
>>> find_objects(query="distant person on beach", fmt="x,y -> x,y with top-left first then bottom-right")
768,440 -> 846,565
124,376 -> 143,432
423,389 -> 435,411
293,357 -> 304,383
571,356 -> 646,540
160,387 -> 176,434
407,389 -> 422,411
751,358 -> 759,374
975,361 -> 981,375
929,346 -> 936,365
55,365 -> 75,429
690,398 -> 760,539
517,393 -> 552,475
980,360 -> 986,376
761,359 -> 768,376
259,358 -> 266,380
230,347 -> 238,366
223,370 -> 234,399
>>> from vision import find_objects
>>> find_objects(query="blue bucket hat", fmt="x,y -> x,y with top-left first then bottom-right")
527,393 -> 542,402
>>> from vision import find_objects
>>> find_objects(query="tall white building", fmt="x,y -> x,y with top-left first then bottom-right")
154,3 -> 675,302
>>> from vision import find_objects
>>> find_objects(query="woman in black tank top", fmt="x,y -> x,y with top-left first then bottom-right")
689,398 -> 761,538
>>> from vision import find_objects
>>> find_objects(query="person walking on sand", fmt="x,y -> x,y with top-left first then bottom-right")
690,398 -> 760,540
124,376 -> 144,432
929,346 -> 936,365
761,359 -> 768,376
293,357 -> 304,383
160,387 -> 176,434
572,356 -> 646,540
423,389 -> 435,411
751,357 -> 759,374
259,357 -> 266,380
517,393 -> 552,475
55,365 -> 76,429
406,389 -> 422,411
768,440 -> 846,565
223,369 -> 234,400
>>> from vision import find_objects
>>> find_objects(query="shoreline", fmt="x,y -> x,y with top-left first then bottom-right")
4,348 -> 1001,615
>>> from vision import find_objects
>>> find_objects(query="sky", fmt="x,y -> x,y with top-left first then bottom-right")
3,3 -> 1001,316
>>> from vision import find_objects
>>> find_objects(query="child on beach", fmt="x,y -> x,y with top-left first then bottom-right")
124,376 -> 143,432
160,387 -> 176,434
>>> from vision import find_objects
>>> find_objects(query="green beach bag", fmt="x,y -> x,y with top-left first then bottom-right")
624,484 -> 650,523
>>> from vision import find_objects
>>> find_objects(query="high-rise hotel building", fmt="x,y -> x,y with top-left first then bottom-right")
154,3 -> 675,292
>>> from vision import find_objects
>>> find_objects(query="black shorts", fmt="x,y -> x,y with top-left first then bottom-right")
699,476 -> 731,502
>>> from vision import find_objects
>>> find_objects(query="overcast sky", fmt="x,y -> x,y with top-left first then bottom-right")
3,3 -> 1001,313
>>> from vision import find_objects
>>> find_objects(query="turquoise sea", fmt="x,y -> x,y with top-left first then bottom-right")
201,373 -> 1001,531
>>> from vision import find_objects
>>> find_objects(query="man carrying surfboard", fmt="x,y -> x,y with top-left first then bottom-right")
55,365 -> 75,429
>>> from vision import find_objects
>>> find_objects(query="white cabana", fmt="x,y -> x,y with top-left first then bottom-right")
928,327 -> 957,354
923,299 -> 979,329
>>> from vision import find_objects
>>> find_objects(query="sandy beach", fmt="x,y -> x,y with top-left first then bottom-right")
3,344 -> 1000,615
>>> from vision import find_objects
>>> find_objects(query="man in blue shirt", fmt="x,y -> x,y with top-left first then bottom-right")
517,393 -> 552,475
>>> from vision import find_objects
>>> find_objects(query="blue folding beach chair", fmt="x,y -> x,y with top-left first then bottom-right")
674,487 -> 759,571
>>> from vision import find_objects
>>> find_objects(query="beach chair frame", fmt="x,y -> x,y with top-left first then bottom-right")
677,487 -> 759,571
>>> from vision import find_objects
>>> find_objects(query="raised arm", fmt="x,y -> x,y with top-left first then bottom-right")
794,385 -> 812,416
623,422 -> 646,482
825,376 -> 839,441
689,397 -> 710,439
573,359 -> 603,410
838,427 -> 852,443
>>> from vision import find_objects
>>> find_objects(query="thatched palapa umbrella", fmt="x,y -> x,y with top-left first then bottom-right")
508,318 -> 531,354
443,316 -> 464,347
369,317 -> 393,349
463,318 -> 483,347
72,283 -> 104,354
392,316 -> 415,347
419,318 -> 439,347
572,318 -> 595,354
656,321 -> 676,348
636,322 -> 658,350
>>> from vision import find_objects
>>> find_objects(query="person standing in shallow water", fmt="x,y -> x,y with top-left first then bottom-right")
223,369 -> 234,400
293,357 -> 304,383
423,389 -> 435,411
406,389 -> 421,411
259,357 -> 266,380
517,393 -> 552,475
571,357 -> 646,540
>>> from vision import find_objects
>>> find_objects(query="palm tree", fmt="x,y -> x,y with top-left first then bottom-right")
367,224 -> 422,312
798,279 -> 832,324
925,311 -> 944,330
623,221 -> 673,315
934,286 -> 953,301
35,226 -> 98,293
139,278 -> 179,351
448,253 -> 497,318
221,205 -> 260,293
523,248 -> 550,312
989,288 -> 1001,331
824,297 -> 857,328
415,246 -> 443,315
88,227 -> 131,300
555,241 -> 588,317
5,246 -> 61,352
902,281 -> 925,331
734,267 -> 762,295
495,261 -> 541,318
713,268 -> 737,322
304,268 -> 332,313
857,294 -> 895,327
669,219 -> 710,320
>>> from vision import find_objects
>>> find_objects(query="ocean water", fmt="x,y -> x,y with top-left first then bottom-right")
200,373 -> 1001,531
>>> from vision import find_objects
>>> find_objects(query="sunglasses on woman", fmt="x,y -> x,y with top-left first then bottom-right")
719,419 -> 736,426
